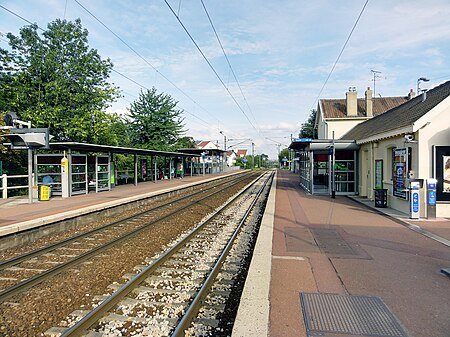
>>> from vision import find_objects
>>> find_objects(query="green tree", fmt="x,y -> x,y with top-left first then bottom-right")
127,88 -> 185,151
0,19 -> 121,143
175,136 -> 196,150
299,109 -> 317,139
278,147 -> 290,167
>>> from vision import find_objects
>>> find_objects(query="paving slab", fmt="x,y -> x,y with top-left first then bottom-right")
234,170 -> 450,337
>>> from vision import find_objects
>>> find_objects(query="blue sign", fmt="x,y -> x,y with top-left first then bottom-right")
412,191 -> 419,213
242,158 -> 248,163
293,138 -> 312,142
428,190 -> 436,206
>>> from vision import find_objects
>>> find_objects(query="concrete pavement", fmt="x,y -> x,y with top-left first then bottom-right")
233,170 -> 450,337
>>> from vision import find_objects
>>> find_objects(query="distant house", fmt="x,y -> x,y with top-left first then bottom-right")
342,80 -> 450,217
315,87 -> 410,139
226,150 -> 236,166
196,140 -> 220,150
236,149 -> 248,158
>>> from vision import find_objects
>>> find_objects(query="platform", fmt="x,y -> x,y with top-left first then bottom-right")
233,170 -> 450,337
0,172 -> 235,237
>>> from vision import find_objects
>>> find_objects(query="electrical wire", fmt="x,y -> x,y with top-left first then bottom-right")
0,4 -> 211,129
163,0 -> 259,133
73,0 -> 221,127
0,5 -> 46,32
298,0 -> 370,132
200,0 -> 260,133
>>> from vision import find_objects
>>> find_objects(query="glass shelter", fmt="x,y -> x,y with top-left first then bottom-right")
290,139 -> 359,195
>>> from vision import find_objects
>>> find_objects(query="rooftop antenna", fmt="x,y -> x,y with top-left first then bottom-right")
371,69 -> 382,96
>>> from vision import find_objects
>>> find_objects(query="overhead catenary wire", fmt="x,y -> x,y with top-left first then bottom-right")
296,0 -> 370,132
73,0 -> 221,127
0,4 -> 46,32
200,0 -> 261,133
163,0 -> 259,133
0,4 -> 211,129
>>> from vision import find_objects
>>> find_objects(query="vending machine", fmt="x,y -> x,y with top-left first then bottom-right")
427,178 -> 437,219
409,180 -> 420,219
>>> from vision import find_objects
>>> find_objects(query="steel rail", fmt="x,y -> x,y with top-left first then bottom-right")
0,172 -> 251,272
0,172 -> 259,303
60,172 -> 268,337
171,171 -> 274,336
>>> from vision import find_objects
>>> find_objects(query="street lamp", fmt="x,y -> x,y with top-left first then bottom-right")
219,131 -> 227,151
219,131 -> 227,170
417,77 -> 430,94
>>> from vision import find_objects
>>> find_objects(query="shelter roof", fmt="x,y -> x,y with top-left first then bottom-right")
178,148 -> 226,156
289,139 -> 358,151
47,142 -> 199,157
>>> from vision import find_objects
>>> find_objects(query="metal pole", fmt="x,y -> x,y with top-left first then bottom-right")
154,157 -> 157,183
134,154 -> 138,186
28,148 -> 33,203
331,131 -> 336,199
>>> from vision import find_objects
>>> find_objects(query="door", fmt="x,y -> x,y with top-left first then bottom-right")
313,153 -> 329,194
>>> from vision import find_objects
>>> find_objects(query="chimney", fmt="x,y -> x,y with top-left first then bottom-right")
365,87 -> 373,117
408,89 -> 416,100
346,87 -> 357,117
421,90 -> 427,102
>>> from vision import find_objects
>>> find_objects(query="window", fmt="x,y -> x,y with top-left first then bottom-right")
386,147 -> 395,181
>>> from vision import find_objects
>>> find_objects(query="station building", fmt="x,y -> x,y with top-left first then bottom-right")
290,87 -> 408,195
290,80 -> 450,218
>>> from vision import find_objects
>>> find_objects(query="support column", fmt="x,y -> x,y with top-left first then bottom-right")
154,157 -> 157,183
134,153 -> 138,186
27,148 -> 33,204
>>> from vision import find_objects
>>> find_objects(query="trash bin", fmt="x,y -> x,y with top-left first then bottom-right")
374,188 -> 387,208
39,185 -> 51,201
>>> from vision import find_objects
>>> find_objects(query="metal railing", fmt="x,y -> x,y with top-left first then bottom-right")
1,173 -> 34,199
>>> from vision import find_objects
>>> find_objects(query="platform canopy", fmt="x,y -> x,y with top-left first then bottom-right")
289,138 -> 359,151
177,148 -> 227,157
47,142 -> 199,158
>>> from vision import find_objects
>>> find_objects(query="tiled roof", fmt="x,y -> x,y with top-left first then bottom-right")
237,149 -> 247,157
341,80 -> 450,141
320,96 -> 408,119
196,141 -> 209,148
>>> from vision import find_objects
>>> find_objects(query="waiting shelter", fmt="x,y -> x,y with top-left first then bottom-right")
289,138 -> 359,195
178,148 -> 227,175
34,142 -> 199,198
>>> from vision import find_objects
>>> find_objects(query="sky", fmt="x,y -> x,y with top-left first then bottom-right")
1,0 -> 450,159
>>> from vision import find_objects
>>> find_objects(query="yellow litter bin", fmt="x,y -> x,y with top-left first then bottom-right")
39,185 -> 51,201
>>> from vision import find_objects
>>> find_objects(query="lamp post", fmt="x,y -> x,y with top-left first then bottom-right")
417,77 -> 430,94
220,131 -> 227,171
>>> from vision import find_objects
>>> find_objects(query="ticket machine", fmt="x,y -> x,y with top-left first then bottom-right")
409,180 -> 420,219
427,178 -> 437,219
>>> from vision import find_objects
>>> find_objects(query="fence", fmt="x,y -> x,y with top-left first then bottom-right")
1,173 -> 34,199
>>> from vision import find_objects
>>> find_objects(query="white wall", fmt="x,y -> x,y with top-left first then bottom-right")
319,119 -> 369,139
358,99 -> 450,217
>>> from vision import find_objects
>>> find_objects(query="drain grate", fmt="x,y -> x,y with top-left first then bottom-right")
300,293 -> 409,337
310,228 -> 357,256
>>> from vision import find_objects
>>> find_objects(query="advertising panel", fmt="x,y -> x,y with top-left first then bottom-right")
140,159 -> 147,179
444,155 -> 450,193
393,148 -> 408,199
434,146 -> 450,202
375,159 -> 383,189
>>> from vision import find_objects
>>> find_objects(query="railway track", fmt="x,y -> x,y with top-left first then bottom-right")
45,171 -> 274,337
0,171 -> 258,303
